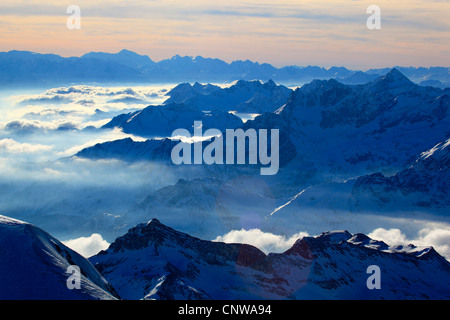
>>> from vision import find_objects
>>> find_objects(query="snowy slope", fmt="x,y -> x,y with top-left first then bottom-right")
71,70 -> 449,240
103,102 -> 243,138
74,137 -> 176,162
90,219 -> 450,300
265,138 -> 450,236
102,79 -> 291,138
0,215 -> 119,300
353,138 -> 450,210
246,69 -> 450,182
163,82 -> 221,104
85,70 -> 448,184
173,79 -> 292,113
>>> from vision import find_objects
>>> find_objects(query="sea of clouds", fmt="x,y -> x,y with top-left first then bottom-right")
1,85 -> 449,261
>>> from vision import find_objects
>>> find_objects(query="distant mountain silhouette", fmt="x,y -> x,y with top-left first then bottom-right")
0,50 -> 448,88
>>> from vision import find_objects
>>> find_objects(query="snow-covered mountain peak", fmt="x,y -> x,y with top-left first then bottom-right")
102,101 -> 243,138
369,68 -> 416,92
146,218 -> 162,225
100,217 -> 267,268
234,79 -> 262,87
316,230 -> 353,243
90,219 -> 450,300
104,218 -> 179,253
383,68 -> 412,82
0,215 -> 27,226
387,244 -> 441,259
348,233 -> 390,250
264,79 -> 277,87
286,230 -> 353,258
300,78 -> 347,94
0,215 -> 119,300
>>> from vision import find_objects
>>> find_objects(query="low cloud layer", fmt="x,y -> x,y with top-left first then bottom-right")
0,138 -> 53,153
215,225 -> 450,261
0,84 -> 168,162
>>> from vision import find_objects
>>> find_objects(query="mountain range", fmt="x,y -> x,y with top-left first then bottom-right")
102,103 -> 244,138
1,49 -> 449,301
75,137 -> 449,241
163,79 -> 293,113
67,69 -> 450,241
90,218 -> 450,300
0,50 -> 448,88
78,69 -> 450,181
1,214 -> 449,300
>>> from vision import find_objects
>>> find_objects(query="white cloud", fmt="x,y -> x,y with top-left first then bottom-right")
215,226 -> 450,260
3,119 -> 81,133
368,228 -> 408,245
369,226 -> 450,261
214,229 -> 309,254
62,233 -> 110,258
418,228 -> 450,248
0,138 -> 53,153
56,127 -> 147,157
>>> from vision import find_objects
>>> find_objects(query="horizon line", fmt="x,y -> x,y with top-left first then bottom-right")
1,49 -> 448,71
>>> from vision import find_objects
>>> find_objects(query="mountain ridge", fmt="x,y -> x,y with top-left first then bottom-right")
1,212 -> 449,300
90,217 -> 450,300
1,50 -> 448,88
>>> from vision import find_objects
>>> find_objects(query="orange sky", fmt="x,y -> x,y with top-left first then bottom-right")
0,0 -> 449,68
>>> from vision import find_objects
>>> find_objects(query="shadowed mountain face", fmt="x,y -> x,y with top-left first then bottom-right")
90,218 -> 450,300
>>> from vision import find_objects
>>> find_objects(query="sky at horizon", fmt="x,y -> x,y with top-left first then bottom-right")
0,0 -> 449,69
